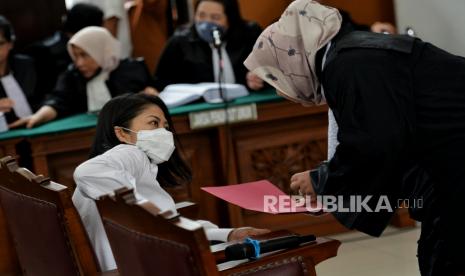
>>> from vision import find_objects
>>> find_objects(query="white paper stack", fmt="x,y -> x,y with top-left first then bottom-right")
159,83 -> 249,108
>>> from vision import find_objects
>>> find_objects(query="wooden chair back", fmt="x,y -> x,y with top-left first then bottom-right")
97,187 -> 341,276
0,156 -> 101,276
96,187 -> 218,276
0,197 -> 21,276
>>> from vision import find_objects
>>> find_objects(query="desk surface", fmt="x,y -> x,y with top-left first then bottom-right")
0,90 -> 282,141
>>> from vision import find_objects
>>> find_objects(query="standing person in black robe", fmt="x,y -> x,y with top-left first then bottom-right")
244,0 -> 465,275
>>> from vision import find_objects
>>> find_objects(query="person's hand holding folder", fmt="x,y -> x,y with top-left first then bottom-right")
290,170 -> 317,203
202,180 -> 324,214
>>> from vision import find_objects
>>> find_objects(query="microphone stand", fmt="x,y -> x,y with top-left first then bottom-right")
212,30 -> 225,103
212,30 -> 231,184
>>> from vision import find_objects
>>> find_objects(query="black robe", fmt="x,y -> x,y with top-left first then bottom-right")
313,29 -> 465,272
0,54 -> 42,123
24,31 -> 72,96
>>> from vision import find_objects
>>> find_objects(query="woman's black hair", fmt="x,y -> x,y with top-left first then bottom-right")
194,0 -> 246,30
90,93 -> 192,187
0,15 -> 15,42
63,3 -> 104,34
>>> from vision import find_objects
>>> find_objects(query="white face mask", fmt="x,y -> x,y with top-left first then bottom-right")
121,127 -> 175,164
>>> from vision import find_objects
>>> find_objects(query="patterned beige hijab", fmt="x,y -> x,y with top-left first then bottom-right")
244,0 -> 341,106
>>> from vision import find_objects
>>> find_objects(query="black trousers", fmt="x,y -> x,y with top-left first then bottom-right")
411,41 -> 465,276
417,206 -> 465,276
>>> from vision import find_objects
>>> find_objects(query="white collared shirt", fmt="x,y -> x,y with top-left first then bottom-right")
72,144 -> 232,271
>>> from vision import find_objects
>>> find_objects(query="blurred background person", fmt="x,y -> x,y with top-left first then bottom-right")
9,26 -> 155,129
153,0 -> 265,92
0,16 -> 41,127
68,0 -> 132,58
318,0 -> 397,34
25,3 -> 104,99
338,9 -> 396,34
129,0 -> 172,74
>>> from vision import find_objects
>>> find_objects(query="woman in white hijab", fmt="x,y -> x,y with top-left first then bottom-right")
10,26 -> 156,129
245,0 -> 465,274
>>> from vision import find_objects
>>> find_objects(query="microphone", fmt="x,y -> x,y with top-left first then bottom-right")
224,234 -> 316,261
212,28 -> 222,48
405,26 -> 416,37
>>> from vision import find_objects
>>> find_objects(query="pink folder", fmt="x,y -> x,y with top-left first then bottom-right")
201,180 -> 324,214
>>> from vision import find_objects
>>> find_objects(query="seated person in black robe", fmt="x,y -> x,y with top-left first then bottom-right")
24,3 -> 104,98
10,26 -> 156,129
154,0 -> 265,92
0,16 -> 42,127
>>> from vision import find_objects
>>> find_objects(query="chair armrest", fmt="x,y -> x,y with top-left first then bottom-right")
216,237 -> 340,275
175,201 -> 199,219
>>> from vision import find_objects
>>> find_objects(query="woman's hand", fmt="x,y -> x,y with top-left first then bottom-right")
371,22 -> 397,34
290,170 -> 316,197
0,98 -> 14,113
246,72 -> 264,91
9,114 -> 41,129
8,106 -> 57,129
228,227 -> 270,242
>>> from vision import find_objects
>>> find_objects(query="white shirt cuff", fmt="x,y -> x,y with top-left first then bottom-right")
205,228 -> 234,242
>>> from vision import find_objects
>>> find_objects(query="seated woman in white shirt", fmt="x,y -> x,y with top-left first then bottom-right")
72,93 -> 269,271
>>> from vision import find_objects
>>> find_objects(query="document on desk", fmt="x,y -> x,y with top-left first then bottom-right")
159,83 -> 249,107
202,180 -> 324,215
